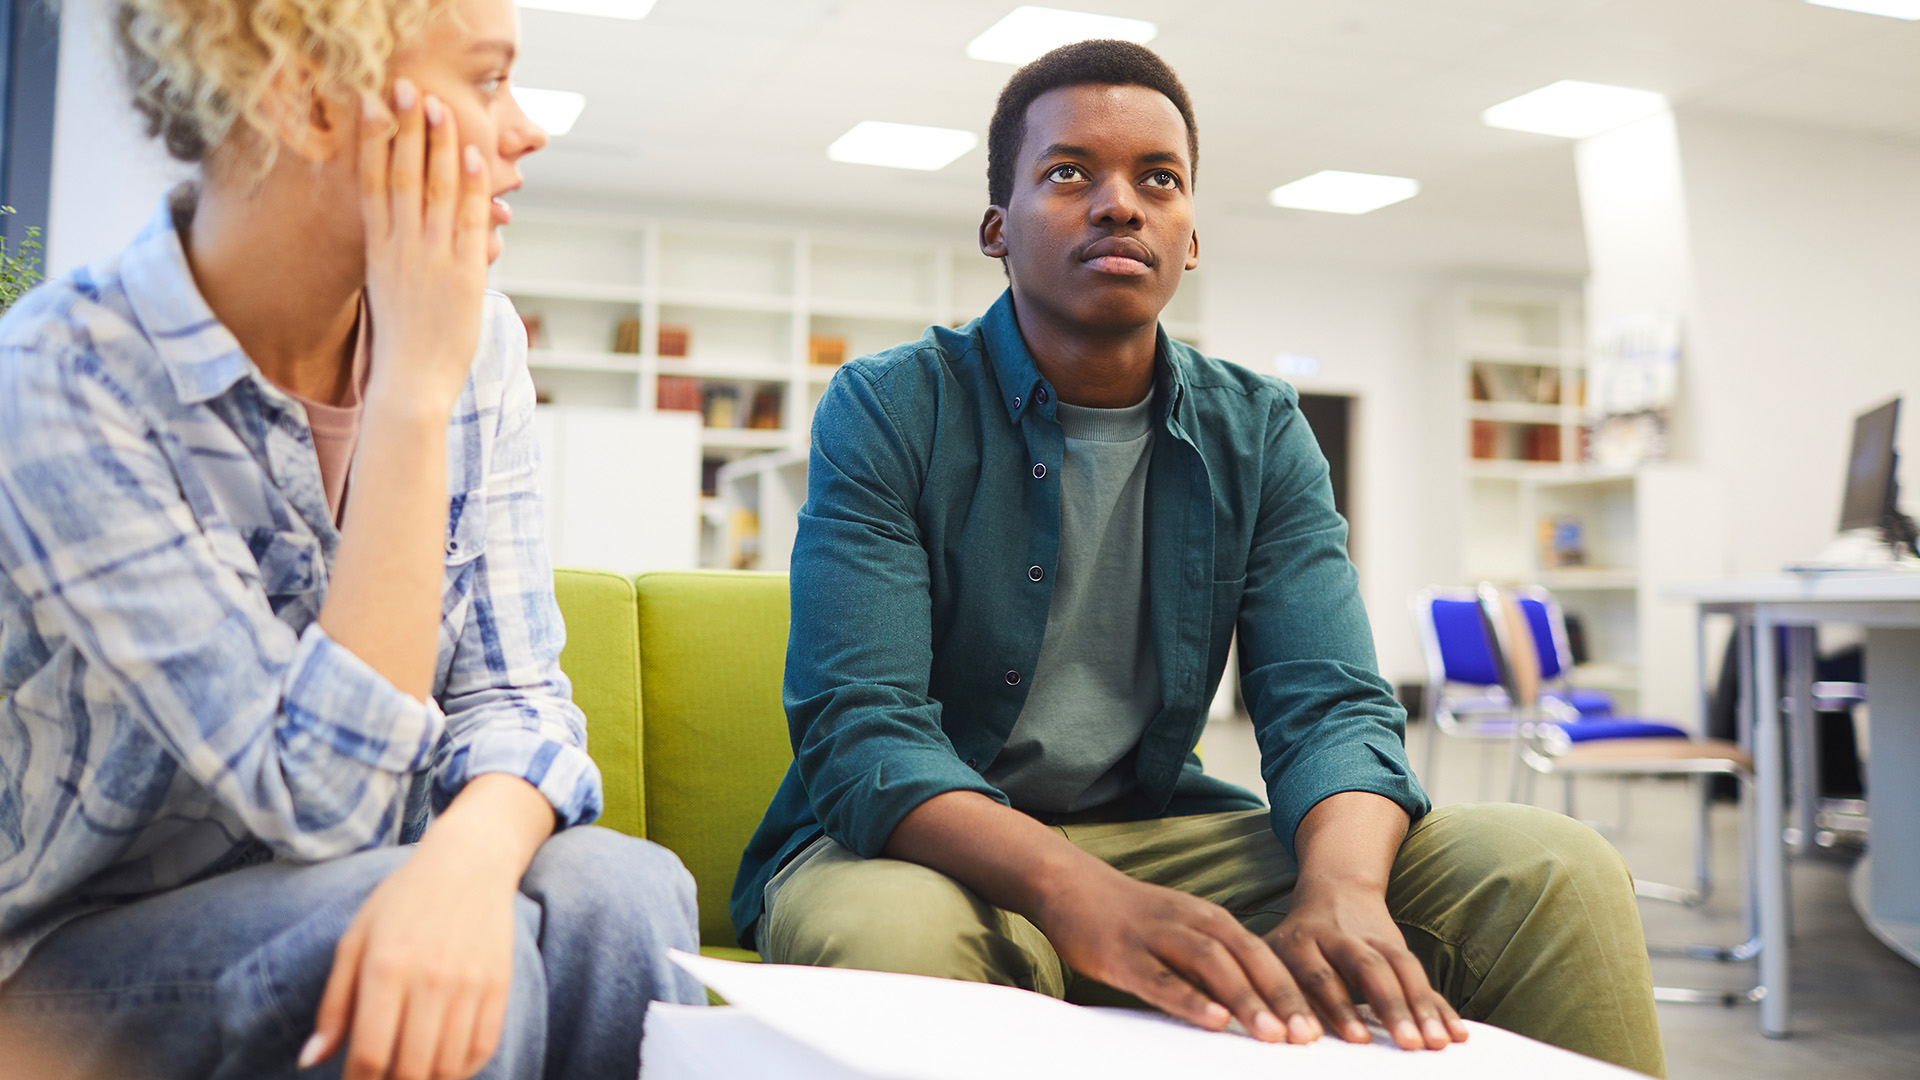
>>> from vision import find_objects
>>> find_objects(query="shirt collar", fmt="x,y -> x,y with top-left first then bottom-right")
118,186 -> 255,406
980,288 -> 1190,426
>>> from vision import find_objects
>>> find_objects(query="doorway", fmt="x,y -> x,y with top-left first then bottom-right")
1297,393 -> 1354,547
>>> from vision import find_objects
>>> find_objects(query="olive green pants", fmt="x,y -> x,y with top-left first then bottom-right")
762,802 -> 1666,1078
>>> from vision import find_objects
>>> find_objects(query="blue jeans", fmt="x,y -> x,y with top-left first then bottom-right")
0,826 -> 705,1079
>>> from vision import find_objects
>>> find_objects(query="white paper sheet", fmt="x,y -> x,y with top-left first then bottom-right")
651,951 -> 1644,1080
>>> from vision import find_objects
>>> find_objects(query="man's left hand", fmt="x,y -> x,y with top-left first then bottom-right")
1262,885 -> 1469,1051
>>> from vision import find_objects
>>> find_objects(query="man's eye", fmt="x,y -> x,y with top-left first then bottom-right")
1046,164 -> 1085,183
1144,170 -> 1180,189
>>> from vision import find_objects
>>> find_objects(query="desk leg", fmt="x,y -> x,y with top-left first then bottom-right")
1865,629 -> 1920,961
1754,609 -> 1790,1036
1787,626 -> 1817,854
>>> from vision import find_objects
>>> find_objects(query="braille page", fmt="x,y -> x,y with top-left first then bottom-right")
665,950 -> 1645,1080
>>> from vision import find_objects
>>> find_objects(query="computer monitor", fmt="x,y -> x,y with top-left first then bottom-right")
1837,397 -> 1900,533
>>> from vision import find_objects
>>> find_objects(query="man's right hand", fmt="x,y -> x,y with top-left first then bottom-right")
1032,867 -> 1324,1044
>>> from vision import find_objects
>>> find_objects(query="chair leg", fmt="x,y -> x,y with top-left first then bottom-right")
1694,774 -> 1714,903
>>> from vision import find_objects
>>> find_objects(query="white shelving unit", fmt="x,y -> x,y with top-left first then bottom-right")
494,208 -> 1204,569
1443,286 -> 1724,721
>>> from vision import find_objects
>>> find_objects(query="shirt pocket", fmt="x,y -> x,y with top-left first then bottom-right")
240,528 -> 323,619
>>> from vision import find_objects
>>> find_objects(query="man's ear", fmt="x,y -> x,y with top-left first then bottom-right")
1185,228 -> 1200,273
257,60 -> 349,163
979,206 -> 1009,259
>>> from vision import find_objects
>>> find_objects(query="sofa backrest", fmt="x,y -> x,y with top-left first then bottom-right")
634,570 -> 794,949
553,567 -> 647,838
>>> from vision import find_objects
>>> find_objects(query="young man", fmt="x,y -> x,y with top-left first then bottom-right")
732,41 -> 1665,1078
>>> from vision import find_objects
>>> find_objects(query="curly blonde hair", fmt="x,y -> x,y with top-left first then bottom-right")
114,0 -> 446,167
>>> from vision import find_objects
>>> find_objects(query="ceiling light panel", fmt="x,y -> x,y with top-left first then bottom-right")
517,0 -> 657,17
1806,0 -> 1920,18
828,122 -> 979,171
1483,80 -> 1669,139
966,6 -> 1157,66
512,88 -> 586,136
1267,171 -> 1419,215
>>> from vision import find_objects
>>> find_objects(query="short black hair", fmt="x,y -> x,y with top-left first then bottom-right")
986,39 -> 1198,209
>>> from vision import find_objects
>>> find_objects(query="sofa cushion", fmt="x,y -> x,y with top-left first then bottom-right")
636,571 -> 793,949
553,568 -> 646,838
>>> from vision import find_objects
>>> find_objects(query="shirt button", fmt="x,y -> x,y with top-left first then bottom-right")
1031,462 -> 1047,479
1004,670 -> 1022,686
965,758 -> 979,769
1012,395 -> 1022,409
1035,387 -> 1050,404
1028,565 -> 1044,582
445,539 -> 459,555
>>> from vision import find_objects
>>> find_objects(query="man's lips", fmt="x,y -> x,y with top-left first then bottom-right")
1079,236 -> 1154,276
490,196 -> 513,227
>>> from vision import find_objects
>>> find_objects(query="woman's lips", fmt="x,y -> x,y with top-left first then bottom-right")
491,197 -> 513,227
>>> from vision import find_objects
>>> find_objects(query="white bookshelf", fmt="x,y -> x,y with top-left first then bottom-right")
1443,286 -> 1723,721
494,208 -> 1204,569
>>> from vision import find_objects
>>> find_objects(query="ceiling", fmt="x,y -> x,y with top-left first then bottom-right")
511,0 -> 1920,277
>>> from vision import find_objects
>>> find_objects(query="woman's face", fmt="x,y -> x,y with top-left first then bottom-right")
386,0 -> 548,263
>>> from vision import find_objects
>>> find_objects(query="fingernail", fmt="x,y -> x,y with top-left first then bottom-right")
1203,1003 -> 1231,1027
1253,1011 -> 1284,1040
296,1033 -> 326,1070
1287,1013 -> 1316,1042
394,77 -> 417,110
1348,1020 -> 1370,1042
1397,1020 -> 1421,1046
463,145 -> 483,175
424,95 -> 444,126
1425,1018 -> 1449,1045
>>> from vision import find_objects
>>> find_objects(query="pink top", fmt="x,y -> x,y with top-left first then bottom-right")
286,298 -> 373,524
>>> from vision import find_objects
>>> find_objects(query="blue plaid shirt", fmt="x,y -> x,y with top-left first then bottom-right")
0,196 -> 601,980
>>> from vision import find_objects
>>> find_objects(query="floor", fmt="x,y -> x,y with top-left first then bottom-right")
1196,716 -> 1920,1080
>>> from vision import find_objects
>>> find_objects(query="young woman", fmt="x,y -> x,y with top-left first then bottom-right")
0,1 -> 703,1077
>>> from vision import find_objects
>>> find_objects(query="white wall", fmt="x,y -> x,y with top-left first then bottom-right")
48,0 -> 192,275
1676,111 -> 1920,575
1200,243 -> 1463,686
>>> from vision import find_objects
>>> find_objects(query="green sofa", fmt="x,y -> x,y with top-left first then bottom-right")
552,568 -> 794,962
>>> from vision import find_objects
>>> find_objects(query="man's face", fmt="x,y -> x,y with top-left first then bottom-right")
983,83 -> 1198,333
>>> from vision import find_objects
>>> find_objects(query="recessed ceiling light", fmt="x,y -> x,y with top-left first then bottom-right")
512,87 -> 586,136
1267,171 -> 1420,215
517,0 -> 657,18
965,6 -> 1157,66
1482,80 -> 1669,139
827,122 -> 979,171
1806,0 -> 1920,17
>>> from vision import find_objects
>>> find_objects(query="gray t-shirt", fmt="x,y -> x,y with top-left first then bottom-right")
983,391 -> 1160,814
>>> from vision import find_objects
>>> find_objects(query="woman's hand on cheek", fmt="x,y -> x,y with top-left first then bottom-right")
359,77 -> 493,420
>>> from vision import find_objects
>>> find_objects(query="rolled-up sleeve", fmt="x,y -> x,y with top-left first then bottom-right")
1236,385 -> 1429,857
428,301 -> 602,827
784,365 -> 1003,859
0,342 -> 440,860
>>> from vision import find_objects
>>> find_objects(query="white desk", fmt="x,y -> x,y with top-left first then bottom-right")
1666,573 -> 1920,1038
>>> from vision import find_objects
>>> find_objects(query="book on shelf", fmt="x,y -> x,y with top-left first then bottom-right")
612,316 -> 641,354
703,385 -> 740,429
658,375 -> 703,413
658,324 -> 691,358
747,386 -> 782,430
519,312 -> 543,350
808,334 -> 847,367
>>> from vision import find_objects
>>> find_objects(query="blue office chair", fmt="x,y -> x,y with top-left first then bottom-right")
1410,586 -> 1688,801
1410,587 -> 1528,798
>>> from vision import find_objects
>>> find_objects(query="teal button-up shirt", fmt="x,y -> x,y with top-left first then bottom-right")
731,291 -> 1428,947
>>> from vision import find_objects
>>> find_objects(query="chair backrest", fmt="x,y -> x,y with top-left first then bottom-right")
1410,587 -> 1505,692
634,570 -> 794,950
1509,587 -> 1574,683
553,568 -> 648,838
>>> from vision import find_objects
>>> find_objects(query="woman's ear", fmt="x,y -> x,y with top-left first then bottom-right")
257,59 -> 352,163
